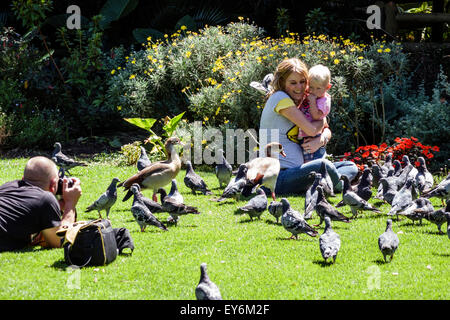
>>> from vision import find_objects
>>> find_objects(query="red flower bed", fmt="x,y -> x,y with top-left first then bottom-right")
341,137 -> 440,172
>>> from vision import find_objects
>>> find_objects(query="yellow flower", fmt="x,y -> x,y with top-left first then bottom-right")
129,74 -> 136,79
358,56 -> 364,60
377,49 -> 383,53
215,107 -> 221,116
330,51 -> 335,57
180,25 -> 187,31
201,139 -> 207,145
384,48 -> 391,53
238,16 -> 244,21
117,106 -> 122,111
185,51 -> 192,58
111,70 -> 116,75
334,59 -> 340,64
203,116 -> 209,121
224,120 -> 229,124
131,60 -> 136,64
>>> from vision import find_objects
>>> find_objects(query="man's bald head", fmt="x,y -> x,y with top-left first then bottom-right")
23,156 -> 59,190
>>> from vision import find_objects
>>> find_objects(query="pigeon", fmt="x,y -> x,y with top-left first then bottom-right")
318,160 -> 335,197
398,198 -> 434,225
195,263 -> 222,300
422,173 -> 450,206
249,73 -> 273,94
268,200 -> 283,223
137,146 -> 151,171
340,175 -> 380,219
157,188 -> 200,225
319,216 -> 341,264
237,188 -> 267,221
131,184 -> 165,214
377,175 -> 398,205
119,137 -> 183,202
380,153 -> 394,176
395,161 -> 415,190
51,142 -> 87,175
402,155 -> 418,180
314,186 -> 351,227
304,171 -> 322,218
280,198 -> 318,239
423,201 -> 449,234
378,219 -> 399,263
392,159 -> 402,177
245,142 -> 286,201
387,178 -> 414,219
371,164 -> 385,189
354,167 -> 373,201
167,179 -> 183,204
184,161 -> 213,195
85,177 -> 120,219
130,184 -> 168,232
414,157 -> 434,194
215,149 -> 233,188
214,164 -> 248,202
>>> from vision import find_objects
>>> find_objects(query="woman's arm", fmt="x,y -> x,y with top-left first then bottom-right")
279,106 -> 326,137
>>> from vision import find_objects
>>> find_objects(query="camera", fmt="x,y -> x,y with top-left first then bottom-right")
56,177 -> 74,196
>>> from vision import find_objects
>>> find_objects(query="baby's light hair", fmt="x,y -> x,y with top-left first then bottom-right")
308,64 -> 331,86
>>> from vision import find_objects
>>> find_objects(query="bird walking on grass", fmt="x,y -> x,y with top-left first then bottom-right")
85,177 -> 120,219
184,161 -> 213,195
51,142 -> 87,175
378,219 -> 399,263
423,201 -> 449,234
280,198 -> 318,239
130,184 -> 168,232
195,263 -> 222,300
238,188 -> 267,221
314,186 -> 351,227
340,175 -> 380,219
319,216 -> 341,264
215,149 -> 232,188
157,188 -> 200,225
137,146 -> 151,171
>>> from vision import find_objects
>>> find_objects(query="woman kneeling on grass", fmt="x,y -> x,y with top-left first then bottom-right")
259,58 -> 358,194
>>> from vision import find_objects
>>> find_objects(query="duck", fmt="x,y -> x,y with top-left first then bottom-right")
118,137 -> 183,202
245,142 -> 286,201
215,148 -> 233,188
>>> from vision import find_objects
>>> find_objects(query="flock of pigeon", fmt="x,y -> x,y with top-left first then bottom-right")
50,139 -> 450,300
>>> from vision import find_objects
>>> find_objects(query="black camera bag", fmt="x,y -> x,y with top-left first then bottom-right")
60,219 -> 133,267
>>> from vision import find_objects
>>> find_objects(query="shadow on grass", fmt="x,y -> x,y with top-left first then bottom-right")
432,252 -> 450,258
312,259 -> 335,267
50,259 -> 69,271
372,258 -> 391,265
265,219 -> 281,226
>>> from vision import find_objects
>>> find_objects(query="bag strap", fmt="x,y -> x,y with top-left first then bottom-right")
64,243 -> 92,268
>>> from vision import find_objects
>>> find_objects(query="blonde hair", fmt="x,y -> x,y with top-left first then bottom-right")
267,58 -> 309,99
308,64 -> 331,86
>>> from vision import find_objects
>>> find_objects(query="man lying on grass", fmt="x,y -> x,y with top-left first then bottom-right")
0,156 -> 82,252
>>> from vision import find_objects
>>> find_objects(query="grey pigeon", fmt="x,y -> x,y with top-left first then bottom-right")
319,216 -> 341,264
215,149 -> 232,188
377,175 -> 398,205
414,157 -> 434,194
423,201 -> 450,234
184,161 -> 213,195
422,173 -> 450,206
402,155 -> 418,179
371,164 -> 385,189
214,164 -> 248,202
304,172 -> 322,218
195,263 -> 222,300
378,219 -> 399,262
380,153 -> 394,176
168,179 -> 184,204
137,146 -> 151,171
392,159 -> 402,177
130,184 -> 168,232
318,161 -> 335,197
355,167 -> 373,201
131,184 -> 165,214
398,198 -> 434,225
249,73 -> 273,94
387,178 -> 414,220
280,198 -> 318,239
314,186 -> 351,227
268,200 -> 283,223
238,188 -> 267,221
85,177 -> 120,219
51,142 -> 87,175
157,188 -> 200,225
340,175 -> 381,219
395,161 -> 415,190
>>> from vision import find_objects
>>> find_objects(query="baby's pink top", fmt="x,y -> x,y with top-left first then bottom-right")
298,93 -> 331,138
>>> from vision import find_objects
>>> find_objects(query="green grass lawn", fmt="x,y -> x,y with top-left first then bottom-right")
0,156 -> 448,300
